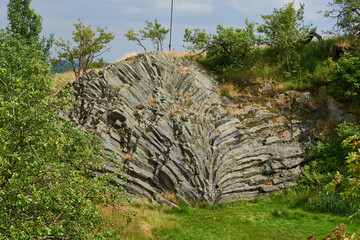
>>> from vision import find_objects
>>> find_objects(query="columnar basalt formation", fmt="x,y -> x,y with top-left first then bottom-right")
63,52 -> 311,205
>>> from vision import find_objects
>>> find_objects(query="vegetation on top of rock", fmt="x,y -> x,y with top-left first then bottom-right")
52,20 -> 115,80
125,19 -> 169,52
257,1 -> 313,72
183,20 -> 256,74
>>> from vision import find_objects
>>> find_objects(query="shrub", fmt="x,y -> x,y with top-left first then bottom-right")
0,29 -> 126,240
328,52 -> 360,101
302,122 -> 360,186
183,20 -> 256,74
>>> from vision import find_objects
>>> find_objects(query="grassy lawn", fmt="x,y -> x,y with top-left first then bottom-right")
102,194 -> 360,240
158,196 -> 360,240
155,198 -> 359,240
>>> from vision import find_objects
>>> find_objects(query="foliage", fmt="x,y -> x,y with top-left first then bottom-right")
6,0 -> 53,61
89,57 -> 109,69
141,19 -> 169,51
324,0 -> 360,36
125,19 -> 169,52
327,134 -> 360,218
285,123 -> 360,218
53,20 -> 114,79
124,28 -> 147,52
183,20 -> 256,73
300,122 -> 360,188
0,31 -> 126,239
328,52 -> 360,100
258,1 -> 312,72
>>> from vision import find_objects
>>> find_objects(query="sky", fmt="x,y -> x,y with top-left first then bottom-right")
0,0 -> 337,63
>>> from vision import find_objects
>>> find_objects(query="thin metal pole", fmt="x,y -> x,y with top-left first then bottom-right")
169,0 -> 174,51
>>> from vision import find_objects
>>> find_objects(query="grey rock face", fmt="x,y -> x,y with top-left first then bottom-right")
318,86 -> 358,124
64,52 -> 311,205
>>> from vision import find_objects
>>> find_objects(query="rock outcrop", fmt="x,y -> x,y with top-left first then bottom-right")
63,52 -> 312,205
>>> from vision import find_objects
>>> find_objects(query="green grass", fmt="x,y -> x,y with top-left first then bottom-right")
151,196 -> 360,240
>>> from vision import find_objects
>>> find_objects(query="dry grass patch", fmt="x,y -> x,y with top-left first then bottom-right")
180,66 -> 191,75
167,50 -> 204,59
148,97 -> 156,107
163,192 -> 178,204
52,71 -> 76,93
275,97 -> 289,107
217,84 -> 256,100
122,153 -> 132,163
116,52 -> 138,62
226,104 -> 243,116
52,67 -> 108,94
99,198 -> 178,240
217,84 -> 240,98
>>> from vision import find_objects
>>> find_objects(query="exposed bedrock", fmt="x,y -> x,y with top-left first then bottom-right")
63,52 -> 312,205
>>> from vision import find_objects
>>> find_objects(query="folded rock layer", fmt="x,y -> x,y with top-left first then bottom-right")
63,52 -> 311,205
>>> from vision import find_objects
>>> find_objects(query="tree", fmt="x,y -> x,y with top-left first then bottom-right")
140,19 -> 169,51
183,20 -> 256,73
324,0 -> 360,36
53,20 -> 114,79
125,19 -> 169,52
0,30 -> 126,239
124,28 -> 147,52
257,1 -> 312,72
7,0 -> 53,61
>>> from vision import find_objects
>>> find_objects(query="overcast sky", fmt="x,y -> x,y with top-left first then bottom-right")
0,0 -> 336,63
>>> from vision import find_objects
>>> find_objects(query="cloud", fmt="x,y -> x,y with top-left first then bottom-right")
226,0 -> 302,13
123,6 -> 143,14
176,2 -> 214,14
154,0 -> 214,14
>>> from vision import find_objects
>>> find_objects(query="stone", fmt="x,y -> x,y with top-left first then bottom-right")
63,52 -> 313,205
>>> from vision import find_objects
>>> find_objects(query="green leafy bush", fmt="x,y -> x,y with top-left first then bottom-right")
328,52 -> 360,100
183,20 -> 256,74
285,122 -> 360,217
0,31 -> 126,239
302,122 -> 360,186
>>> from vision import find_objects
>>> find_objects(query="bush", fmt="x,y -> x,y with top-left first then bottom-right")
0,30 -> 126,239
328,52 -> 360,100
302,122 -> 360,186
184,21 -> 256,74
284,122 -> 360,217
